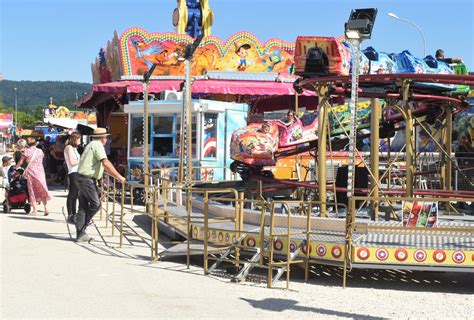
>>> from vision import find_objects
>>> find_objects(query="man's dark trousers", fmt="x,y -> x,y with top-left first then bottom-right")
75,174 -> 100,238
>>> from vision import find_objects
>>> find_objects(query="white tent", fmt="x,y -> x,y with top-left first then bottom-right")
44,118 -> 78,129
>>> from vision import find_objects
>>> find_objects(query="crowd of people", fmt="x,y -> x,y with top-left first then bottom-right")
1,128 -> 126,243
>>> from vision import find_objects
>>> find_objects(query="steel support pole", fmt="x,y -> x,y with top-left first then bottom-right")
402,82 -> 414,197
387,137 -> 391,190
295,92 -> 299,114
185,59 -> 193,186
347,39 -> 361,208
370,99 -> 381,220
143,81 -> 150,201
317,85 -> 329,217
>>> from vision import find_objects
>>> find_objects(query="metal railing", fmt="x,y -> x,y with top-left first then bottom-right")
97,170 -> 474,290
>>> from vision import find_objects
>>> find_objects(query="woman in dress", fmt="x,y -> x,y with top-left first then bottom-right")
64,132 -> 81,223
285,110 -> 303,129
280,110 -> 303,144
48,137 -> 66,184
15,137 -> 50,215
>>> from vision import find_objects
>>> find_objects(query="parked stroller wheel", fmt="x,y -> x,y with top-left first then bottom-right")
132,188 -> 146,206
3,202 -> 10,214
24,203 -> 31,214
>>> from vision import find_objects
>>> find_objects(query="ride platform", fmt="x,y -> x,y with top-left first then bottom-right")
154,194 -> 474,273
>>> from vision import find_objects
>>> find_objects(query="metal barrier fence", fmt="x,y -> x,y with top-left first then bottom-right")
97,171 -> 474,290
455,157 -> 474,191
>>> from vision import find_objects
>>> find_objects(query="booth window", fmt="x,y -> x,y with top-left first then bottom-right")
152,115 -> 175,157
130,115 -> 144,157
203,113 -> 217,159
153,137 -> 174,156
153,116 -> 173,134
176,115 -> 197,156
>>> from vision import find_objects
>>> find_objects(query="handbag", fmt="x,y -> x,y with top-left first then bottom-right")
23,149 -> 39,178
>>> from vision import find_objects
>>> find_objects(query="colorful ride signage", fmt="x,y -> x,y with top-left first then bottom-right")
119,28 -> 295,77
0,113 -> 13,129
402,201 -> 438,227
44,105 -> 97,125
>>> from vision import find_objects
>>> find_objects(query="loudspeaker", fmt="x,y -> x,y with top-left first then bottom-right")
335,166 -> 369,207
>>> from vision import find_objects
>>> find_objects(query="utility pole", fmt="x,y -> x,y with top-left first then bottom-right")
143,64 -> 158,204
14,87 -> 18,127
178,33 -> 204,184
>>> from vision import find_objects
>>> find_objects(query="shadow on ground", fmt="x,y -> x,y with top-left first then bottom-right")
8,215 -> 65,224
303,264 -> 474,294
14,231 -> 71,241
147,254 -> 474,295
10,205 -> 473,295
240,297 -> 384,319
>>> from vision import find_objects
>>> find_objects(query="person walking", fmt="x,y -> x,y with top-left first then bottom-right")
14,139 -> 27,169
15,137 -> 50,216
64,132 -> 81,223
48,138 -> 66,184
75,128 -> 125,243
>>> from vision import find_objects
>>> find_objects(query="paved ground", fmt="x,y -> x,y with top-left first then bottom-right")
1,188 -> 473,319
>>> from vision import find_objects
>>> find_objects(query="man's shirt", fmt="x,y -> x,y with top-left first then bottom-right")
78,140 -> 107,180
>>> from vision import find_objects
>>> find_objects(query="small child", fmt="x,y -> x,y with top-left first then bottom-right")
259,122 -> 271,134
1,156 -> 13,189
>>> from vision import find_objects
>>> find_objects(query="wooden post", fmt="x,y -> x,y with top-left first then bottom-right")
370,99 -> 381,220
317,85 -> 329,217
402,82 -> 414,197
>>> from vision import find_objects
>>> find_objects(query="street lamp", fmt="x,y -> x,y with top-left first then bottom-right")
388,12 -> 426,57
14,87 -> 17,128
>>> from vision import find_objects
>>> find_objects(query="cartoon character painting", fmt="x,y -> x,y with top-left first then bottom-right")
234,41 -> 251,71
131,38 -> 164,69
203,113 -> 217,158
122,29 -> 296,76
261,49 -> 283,72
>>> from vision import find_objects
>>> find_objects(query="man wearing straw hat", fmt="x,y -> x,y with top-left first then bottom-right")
75,128 -> 125,243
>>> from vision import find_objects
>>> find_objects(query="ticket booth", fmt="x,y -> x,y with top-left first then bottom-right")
124,98 -> 248,182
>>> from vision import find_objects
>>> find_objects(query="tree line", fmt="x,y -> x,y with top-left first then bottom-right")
0,80 -> 92,128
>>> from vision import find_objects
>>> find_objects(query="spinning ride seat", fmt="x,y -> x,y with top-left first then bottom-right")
294,36 -> 351,77
230,116 -> 319,167
362,46 -> 398,74
392,51 -> 456,91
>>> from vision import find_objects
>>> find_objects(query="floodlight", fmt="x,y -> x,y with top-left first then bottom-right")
344,8 -> 378,40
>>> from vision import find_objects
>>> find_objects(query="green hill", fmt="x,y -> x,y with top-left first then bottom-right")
0,80 -> 92,112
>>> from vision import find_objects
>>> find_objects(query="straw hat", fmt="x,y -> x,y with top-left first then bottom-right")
234,41 -> 251,53
90,127 -> 110,138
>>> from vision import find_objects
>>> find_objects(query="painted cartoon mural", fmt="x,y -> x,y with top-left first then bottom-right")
203,113 -> 217,158
454,105 -> 474,153
120,28 -> 295,77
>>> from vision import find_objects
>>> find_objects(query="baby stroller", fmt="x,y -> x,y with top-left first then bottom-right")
3,167 -> 31,214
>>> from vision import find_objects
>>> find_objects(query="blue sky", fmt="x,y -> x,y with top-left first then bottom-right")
1,0 -> 472,83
